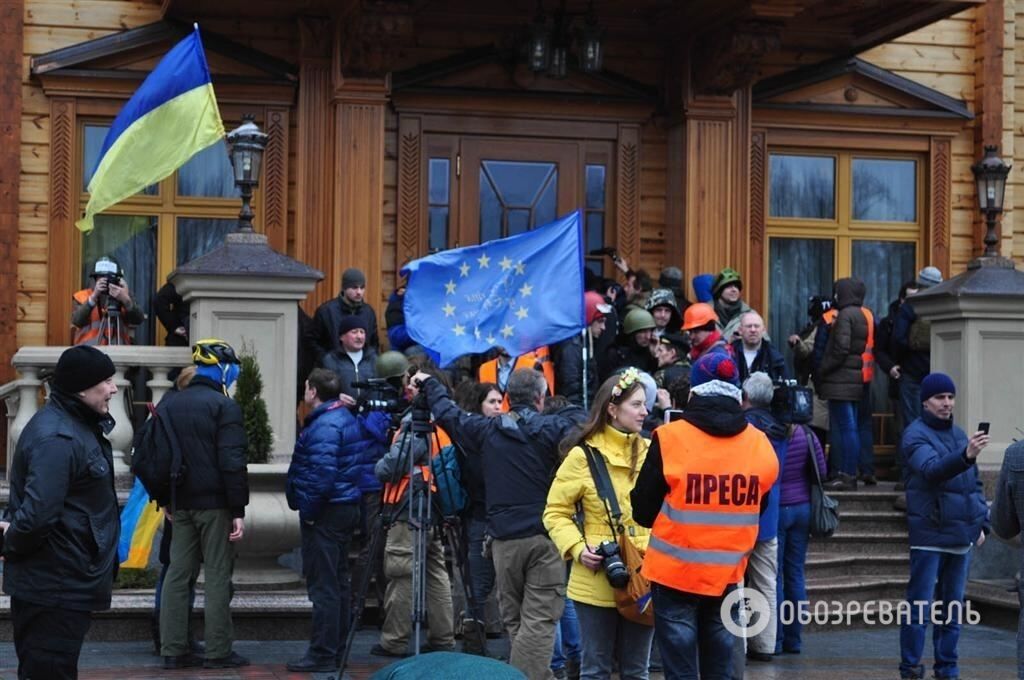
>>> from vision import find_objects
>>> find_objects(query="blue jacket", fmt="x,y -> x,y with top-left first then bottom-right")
901,411 -> 988,548
744,407 -> 787,541
286,401 -> 389,522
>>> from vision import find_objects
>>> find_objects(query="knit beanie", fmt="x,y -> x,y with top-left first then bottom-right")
916,266 -> 943,289
53,346 -> 116,394
342,268 -> 366,290
920,372 -> 956,402
338,315 -> 369,337
690,352 -> 740,389
659,266 -> 683,289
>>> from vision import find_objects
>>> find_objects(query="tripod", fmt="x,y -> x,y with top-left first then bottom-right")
95,297 -> 124,345
338,405 -> 486,676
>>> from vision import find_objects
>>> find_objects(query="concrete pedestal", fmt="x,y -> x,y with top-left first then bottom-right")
911,257 -> 1024,471
170,232 -> 322,462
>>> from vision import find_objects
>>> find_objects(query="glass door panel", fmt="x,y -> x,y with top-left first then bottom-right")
767,237 -> 835,376
459,139 -> 579,246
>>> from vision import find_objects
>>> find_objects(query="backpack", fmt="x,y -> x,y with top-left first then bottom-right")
130,398 -> 186,510
430,443 -> 468,517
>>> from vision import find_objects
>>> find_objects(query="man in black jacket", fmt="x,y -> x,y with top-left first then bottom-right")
415,368 -> 585,680
731,311 -> 788,383
158,339 -> 250,670
310,267 -> 380,363
552,290 -> 611,408
2,346 -> 120,680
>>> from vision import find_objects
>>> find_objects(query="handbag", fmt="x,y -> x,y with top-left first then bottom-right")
802,426 -> 840,538
579,443 -> 654,627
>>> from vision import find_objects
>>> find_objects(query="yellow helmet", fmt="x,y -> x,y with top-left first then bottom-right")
192,338 -> 240,366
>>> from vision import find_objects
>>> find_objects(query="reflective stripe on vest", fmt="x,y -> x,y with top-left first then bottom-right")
382,425 -> 452,505
72,289 -> 132,346
477,347 -> 556,412
861,307 -> 875,384
642,420 -> 779,597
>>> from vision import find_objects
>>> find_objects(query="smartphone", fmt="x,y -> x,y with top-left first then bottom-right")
664,409 -> 685,424
978,421 -> 990,435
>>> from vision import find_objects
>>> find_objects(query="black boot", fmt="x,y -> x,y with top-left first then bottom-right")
460,618 -> 488,656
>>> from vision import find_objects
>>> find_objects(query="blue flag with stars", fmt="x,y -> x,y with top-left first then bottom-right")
402,211 -> 585,367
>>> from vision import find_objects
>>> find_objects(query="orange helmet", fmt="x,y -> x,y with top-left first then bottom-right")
681,302 -> 717,331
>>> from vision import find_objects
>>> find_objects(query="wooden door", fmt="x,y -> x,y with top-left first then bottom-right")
457,138 -> 580,246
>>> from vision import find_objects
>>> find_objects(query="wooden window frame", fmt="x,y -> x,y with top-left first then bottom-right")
47,99 -> 290,346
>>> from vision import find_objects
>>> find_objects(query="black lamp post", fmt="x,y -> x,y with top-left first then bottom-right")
970,145 -> 1011,258
527,3 -> 551,72
226,114 -> 268,233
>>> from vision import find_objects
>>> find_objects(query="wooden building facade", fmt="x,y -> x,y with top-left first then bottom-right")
3,0 -> 1022,387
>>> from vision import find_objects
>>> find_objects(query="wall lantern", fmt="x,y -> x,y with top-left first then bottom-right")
525,0 -> 604,77
226,114 -> 268,233
970,145 -> 1012,257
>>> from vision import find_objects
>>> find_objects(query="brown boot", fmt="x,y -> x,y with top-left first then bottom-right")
460,618 -> 488,656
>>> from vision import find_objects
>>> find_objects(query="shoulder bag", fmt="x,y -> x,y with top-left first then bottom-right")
802,426 -> 840,538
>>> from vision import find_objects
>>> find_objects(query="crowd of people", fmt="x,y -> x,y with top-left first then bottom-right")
0,253 -> 1012,680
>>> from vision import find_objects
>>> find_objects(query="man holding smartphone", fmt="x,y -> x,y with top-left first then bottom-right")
899,372 -> 990,680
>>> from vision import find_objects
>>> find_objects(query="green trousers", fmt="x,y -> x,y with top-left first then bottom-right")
160,508 -> 237,659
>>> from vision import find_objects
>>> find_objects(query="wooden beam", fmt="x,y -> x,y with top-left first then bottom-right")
973,0 -> 1004,258
46,98 -> 77,347
1,0 -> 22,383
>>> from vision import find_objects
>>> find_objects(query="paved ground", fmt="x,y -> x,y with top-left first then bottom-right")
0,623 -> 1017,679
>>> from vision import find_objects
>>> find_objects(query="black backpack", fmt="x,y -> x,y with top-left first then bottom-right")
131,395 -> 186,510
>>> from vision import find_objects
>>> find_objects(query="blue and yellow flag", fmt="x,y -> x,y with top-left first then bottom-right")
118,477 -> 164,568
402,211 -> 586,367
77,27 -> 224,232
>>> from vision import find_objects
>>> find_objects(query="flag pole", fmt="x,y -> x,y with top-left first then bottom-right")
581,327 -> 589,412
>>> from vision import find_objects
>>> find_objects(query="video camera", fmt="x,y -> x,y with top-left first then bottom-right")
771,378 -> 813,425
352,378 -> 408,427
589,246 -> 620,260
807,295 -> 833,321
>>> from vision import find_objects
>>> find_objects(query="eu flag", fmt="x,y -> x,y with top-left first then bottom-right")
402,212 -> 585,367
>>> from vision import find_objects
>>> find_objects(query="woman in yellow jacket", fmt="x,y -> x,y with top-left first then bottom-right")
543,368 -> 654,680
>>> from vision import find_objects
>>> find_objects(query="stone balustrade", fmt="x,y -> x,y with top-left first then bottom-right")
7,345 -> 193,480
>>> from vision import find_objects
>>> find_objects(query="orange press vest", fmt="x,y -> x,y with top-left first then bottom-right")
72,289 -> 132,346
381,425 -> 452,505
642,420 -> 779,597
478,346 -> 556,412
822,306 -> 875,384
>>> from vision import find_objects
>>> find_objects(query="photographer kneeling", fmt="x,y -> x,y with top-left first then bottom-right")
72,256 -> 145,346
544,368 -> 654,679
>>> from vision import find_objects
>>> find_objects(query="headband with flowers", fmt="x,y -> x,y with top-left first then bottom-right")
611,367 -> 641,400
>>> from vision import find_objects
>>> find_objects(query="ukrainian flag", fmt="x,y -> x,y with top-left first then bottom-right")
77,27 -> 224,232
118,477 -> 165,568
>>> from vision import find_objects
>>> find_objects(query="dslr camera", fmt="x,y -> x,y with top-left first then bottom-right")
594,540 -> 630,589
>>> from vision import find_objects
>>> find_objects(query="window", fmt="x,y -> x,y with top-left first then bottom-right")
78,121 -> 245,345
584,164 -> 607,276
427,158 -> 451,252
766,149 -> 922,448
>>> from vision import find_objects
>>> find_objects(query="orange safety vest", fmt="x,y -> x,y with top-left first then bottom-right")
821,306 -> 875,383
477,346 -> 556,412
72,289 -> 132,346
642,420 -> 779,597
381,425 -> 452,505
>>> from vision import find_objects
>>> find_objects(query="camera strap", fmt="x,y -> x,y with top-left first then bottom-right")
580,443 -> 624,536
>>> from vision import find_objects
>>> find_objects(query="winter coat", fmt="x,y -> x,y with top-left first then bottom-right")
817,278 -> 870,402
731,339 -> 789,384
309,295 -> 380,363
422,377 -> 586,540
322,347 -> 378,401
992,440 -> 1024,552
155,375 -> 249,517
743,408 -> 788,541
893,301 -> 931,381
544,426 -> 651,608
153,282 -> 189,347
551,332 -> 599,407
874,299 -> 901,399
3,390 -> 119,611
780,426 -> 828,506
286,401 -> 389,522
902,411 -> 988,548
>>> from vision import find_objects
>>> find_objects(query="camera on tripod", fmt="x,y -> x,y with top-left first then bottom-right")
90,257 -> 124,315
594,540 -> 630,589
771,378 -> 813,425
807,294 -> 833,321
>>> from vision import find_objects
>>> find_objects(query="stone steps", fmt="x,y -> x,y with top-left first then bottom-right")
805,551 -> 909,579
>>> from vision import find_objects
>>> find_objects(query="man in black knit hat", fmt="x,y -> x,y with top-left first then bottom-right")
2,346 -> 120,680
310,267 -> 380,362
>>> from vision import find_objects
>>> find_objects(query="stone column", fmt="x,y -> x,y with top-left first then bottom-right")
170,232 -> 322,461
911,258 -> 1024,470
